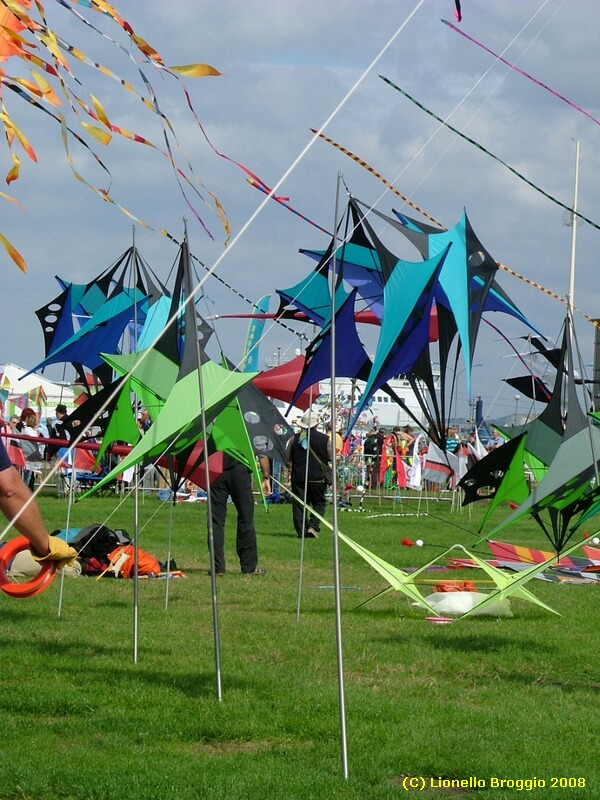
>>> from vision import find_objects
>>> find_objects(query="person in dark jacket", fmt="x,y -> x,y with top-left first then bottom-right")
286,410 -> 332,539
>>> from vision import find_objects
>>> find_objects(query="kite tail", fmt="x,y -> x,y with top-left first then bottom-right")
442,19 -> 600,128
380,75 -> 600,233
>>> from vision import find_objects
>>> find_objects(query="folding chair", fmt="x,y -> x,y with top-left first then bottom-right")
56,447 -> 103,496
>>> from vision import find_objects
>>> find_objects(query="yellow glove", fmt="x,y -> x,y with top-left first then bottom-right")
31,537 -> 78,570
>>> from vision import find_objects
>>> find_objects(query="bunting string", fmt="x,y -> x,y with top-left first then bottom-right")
380,75 -> 600,234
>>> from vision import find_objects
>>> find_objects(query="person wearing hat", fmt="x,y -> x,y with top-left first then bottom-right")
44,403 -> 71,465
286,410 -> 332,539
53,404 -> 70,439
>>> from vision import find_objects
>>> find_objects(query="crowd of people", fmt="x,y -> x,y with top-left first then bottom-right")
0,401 -> 81,494
0,398 -> 506,582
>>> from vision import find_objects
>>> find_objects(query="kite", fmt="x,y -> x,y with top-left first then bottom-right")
279,192 -> 539,448
482,320 -> 600,555
458,433 -> 530,532
80,233 -> 280,498
340,534 -> 562,620
310,129 -> 600,331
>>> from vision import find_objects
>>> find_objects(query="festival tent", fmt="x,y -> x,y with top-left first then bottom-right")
252,355 -> 319,411
0,362 -> 74,417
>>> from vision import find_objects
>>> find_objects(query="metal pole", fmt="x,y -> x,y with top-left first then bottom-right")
184,219 -> 222,701
567,141 -> 579,314
331,171 -> 349,779
56,451 -> 76,618
132,226 -> 140,665
295,387 -> 315,623
164,494 -> 175,610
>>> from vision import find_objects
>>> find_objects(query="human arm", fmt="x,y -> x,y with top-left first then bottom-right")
326,436 -> 333,462
258,456 -> 271,495
0,464 -> 77,567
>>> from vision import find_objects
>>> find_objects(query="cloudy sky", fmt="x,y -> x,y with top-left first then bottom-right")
2,0 -> 599,422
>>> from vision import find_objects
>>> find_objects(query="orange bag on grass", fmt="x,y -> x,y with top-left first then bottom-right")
107,545 -> 161,578
433,580 -> 476,593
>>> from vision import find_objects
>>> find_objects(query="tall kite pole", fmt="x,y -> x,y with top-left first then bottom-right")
567,143 -> 599,486
132,225 -> 141,664
183,218 -> 223,701
331,172 -> 349,779
567,141 -> 580,315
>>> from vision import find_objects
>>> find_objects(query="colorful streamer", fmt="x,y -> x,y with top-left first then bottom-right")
442,19 -> 600,128
248,178 -> 331,237
380,76 -> 600,234
0,0 -> 241,267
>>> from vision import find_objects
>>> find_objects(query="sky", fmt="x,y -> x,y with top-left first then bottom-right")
1,0 -> 599,423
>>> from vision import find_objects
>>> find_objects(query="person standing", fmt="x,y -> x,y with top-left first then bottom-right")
0,405 -> 25,470
46,403 -> 71,461
37,415 -> 49,464
18,408 -> 43,491
208,453 -> 269,576
363,426 -> 378,489
287,410 -> 332,539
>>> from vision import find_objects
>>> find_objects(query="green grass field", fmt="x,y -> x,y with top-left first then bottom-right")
0,490 -> 597,799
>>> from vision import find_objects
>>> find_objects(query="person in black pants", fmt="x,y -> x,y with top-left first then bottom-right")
286,410 -> 332,539
208,453 -> 270,575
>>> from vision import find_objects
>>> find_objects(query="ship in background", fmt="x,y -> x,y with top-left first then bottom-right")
263,348 -> 435,431
317,376 -> 430,431
263,349 -> 498,441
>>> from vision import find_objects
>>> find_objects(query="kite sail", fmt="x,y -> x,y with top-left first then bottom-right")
482,318 -> 600,554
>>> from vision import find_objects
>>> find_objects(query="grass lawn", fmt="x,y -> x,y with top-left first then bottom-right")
0,489 -> 597,799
